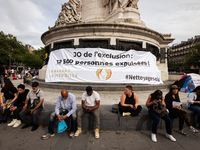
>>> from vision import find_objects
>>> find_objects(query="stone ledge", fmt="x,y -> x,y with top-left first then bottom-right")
38,104 -> 198,131
30,79 -> 173,92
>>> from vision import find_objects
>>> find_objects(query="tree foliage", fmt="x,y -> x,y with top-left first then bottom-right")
22,52 -> 44,69
0,31 -> 29,67
168,61 -> 180,71
0,31 -> 45,69
183,43 -> 200,73
22,47 -> 45,69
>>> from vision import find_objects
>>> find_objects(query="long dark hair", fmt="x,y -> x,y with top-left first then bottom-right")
3,80 -> 14,91
169,86 -> 179,96
150,90 -> 163,102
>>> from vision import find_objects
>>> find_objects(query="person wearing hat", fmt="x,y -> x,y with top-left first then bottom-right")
187,86 -> 200,129
75,86 -> 100,139
165,85 -> 198,135
19,81 -> 44,131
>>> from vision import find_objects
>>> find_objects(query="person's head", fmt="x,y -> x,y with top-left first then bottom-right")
193,86 -> 200,94
170,85 -> 179,95
32,82 -> 39,92
151,90 -> 163,100
124,85 -> 133,95
86,86 -> 93,96
17,84 -> 25,94
3,80 -> 14,91
61,89 -> 69,99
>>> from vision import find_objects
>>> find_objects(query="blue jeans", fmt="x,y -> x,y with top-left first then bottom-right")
148,109 -> 172,134
188,105 -> 200,126
48,110 -> 77,134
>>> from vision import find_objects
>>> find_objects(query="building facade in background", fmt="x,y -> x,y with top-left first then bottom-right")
169,35 -> 200,72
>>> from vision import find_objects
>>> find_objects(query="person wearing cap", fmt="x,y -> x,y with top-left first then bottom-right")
75,86 -> 100,139
41,89 -> 77,139
7,84 -> 30,127
187,86 -> 200,129
165,85 -> 198,135
19,81 -> 44,131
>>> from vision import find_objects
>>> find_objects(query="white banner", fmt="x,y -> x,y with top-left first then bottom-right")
45,48 -> 163,84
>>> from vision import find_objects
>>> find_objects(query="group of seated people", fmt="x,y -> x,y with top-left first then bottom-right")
1,80 -> 200,143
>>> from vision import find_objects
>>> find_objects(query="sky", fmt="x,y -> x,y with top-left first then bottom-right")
0,0 -> 200,49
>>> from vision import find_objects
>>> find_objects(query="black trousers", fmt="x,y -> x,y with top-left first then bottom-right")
119,104 -> 142,116
10,106 -> 23,120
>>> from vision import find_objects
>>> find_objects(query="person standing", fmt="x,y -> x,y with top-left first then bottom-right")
75,86 -> 100,139
42,89 -> 77,139
165,85 -> 198,135
119,85 -> 142,116
19,82 -> 44,131
7,84 -> 29,127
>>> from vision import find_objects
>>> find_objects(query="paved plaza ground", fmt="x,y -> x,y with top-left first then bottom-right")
0,79 -> 200,150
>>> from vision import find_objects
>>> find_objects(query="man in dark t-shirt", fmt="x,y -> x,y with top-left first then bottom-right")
7,84 -> 29,127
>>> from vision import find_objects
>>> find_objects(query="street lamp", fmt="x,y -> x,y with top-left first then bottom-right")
8,39 -> 11,71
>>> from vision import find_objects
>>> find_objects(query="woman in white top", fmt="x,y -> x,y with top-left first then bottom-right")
187,86 -> 200,129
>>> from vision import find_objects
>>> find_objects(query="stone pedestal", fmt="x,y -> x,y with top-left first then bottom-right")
39,65 -> 47,80
40,0 -> 175,81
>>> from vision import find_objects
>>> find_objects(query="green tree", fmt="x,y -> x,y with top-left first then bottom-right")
184,43 -> 200,73
0,31 -> 28,68
22,52 -> 43,69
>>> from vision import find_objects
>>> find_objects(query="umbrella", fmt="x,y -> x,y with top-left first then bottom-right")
173,73 -> 200,93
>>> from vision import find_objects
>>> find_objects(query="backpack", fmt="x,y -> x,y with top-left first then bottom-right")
111,103 -> 121,126
111,104 -> 119,113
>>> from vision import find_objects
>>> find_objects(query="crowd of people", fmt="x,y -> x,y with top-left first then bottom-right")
0,62 -> 39,86
1,62 -> 200,142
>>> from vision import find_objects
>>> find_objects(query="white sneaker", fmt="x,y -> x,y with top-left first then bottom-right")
75,128 -> 82,137
151,133 -> 157,142
7,119 -> 17,126
166,134 -> 176,142
95,128 -> 100,139
13,120 -> 21,128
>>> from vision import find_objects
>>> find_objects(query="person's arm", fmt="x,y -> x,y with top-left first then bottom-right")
188,93 -> 200,104
161,96 -> 166,107
88,100 -> 100,112
146,95 -> 156,107
22,98 -> 29,111
134,93 -> 139,109
63,95 -> 77,120
164,94 -> 173,110
55,96 -> 62,122
0,92 -> 6,107
30,98 -> 44,114
82,100 -> 87,110
7,93 -> 18,106
120,93 -> 133,108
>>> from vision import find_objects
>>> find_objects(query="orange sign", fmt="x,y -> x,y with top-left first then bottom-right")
96,69 -> 112,80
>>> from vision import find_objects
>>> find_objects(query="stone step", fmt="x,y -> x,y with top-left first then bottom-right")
31,79 -> 174,91
38,104 -> 198,131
